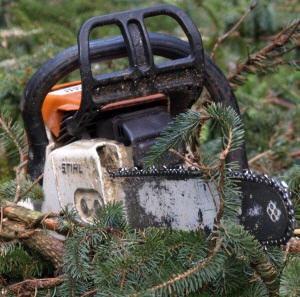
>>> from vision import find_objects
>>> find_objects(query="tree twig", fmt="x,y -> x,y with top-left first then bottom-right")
13,160 -> 28,204
211,1 -> 257,59
228,20 -> 300,85
248,150 -> 272,165
0,207 -> 3,233
80,288 -> 98,297
6,276 -> 63,293
168,148 -> 201,169
19,173 -> 44,199
289,150 -> 300,159
286,237 -> 300,254
262,97 -> 295,109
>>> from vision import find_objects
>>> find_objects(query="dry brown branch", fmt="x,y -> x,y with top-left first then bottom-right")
211,1 -> 257,59
289,150 -> 300,159
24,229 -> 65,272
2,200 -> 44,226
286,237 -> 300,254
0,28 -> 41,38
19,173 -> 44,200
120,269 -> 127,292
80,288 -> 98,297
13,160 -> 28,203
0,207 -> 3,233
0,201 -> 65,271
168,148 -> 201,169
228,20 -> 300,85
6,276 -> 63,294
262,97 -> 295,109
248,150 -> 272,165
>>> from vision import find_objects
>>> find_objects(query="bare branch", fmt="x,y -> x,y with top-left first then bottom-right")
248,150 -> 271,166
6,276 -> 63,294
19,173 -> 44,200
228,20 -> 300,85
80,288 -> 98,297
13,160 -> 28,204
211,1 -> 257,59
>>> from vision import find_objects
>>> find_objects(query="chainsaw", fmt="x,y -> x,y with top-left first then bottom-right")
22,5 -> 295,245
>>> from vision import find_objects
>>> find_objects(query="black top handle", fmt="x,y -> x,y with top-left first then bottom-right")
66,4 -> 205,135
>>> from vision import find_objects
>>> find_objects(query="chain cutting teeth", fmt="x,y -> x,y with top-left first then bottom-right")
109,166 -> 295,246
108,165 -> 203,178
230,170 -> 295,246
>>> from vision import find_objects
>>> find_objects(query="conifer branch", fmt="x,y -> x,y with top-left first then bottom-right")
143,111 -> 212,167
228,20 -> 300,86
18,173 -> 44,201
211,1 -> 257,59
13,160 -> 28,203
132,239 -> 224,296
0,113 -> 25,162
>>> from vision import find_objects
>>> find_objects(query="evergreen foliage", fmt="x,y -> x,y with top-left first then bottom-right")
144,103 -> 244,168
0,240 -> 44,282
279,257 -> 300,297
0,177 -> 43,202
0,0 -> 299,296
50,105 -> 278,296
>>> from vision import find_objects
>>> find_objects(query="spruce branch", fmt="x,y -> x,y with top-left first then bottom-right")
222,222 -> 279,296
143,111 -> 211,167
228,20 -> 300,86
132,238 -> 224,297
144,103 -> 244,169
0,177 -> 44,203
279,257 -> 300,297
18,173 -> 44,202
0,112 -> 26,162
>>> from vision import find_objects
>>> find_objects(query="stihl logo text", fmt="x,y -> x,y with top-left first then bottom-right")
61,162 -> 83,174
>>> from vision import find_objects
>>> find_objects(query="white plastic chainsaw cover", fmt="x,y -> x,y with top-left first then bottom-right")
42,139 -> 219,230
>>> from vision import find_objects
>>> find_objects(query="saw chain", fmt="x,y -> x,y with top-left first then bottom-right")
109,166 -> 295,246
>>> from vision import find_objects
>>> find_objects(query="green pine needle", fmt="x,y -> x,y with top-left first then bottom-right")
144,103 -> 244,168
143,109 -> 207,167
279,257 -> 300,297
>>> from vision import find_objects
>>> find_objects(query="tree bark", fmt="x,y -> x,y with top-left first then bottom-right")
0,200 -> 65,272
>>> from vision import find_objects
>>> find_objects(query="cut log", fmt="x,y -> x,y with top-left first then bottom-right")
0,200 -> 65,272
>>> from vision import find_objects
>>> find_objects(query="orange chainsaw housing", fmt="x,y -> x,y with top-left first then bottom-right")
42,81 -> 166,137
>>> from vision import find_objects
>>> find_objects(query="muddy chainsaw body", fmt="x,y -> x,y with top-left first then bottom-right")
22,5 -> 295,245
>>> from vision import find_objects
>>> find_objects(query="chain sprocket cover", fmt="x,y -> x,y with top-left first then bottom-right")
109,167 -> 295,245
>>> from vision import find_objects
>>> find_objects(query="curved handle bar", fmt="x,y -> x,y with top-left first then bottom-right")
70,5 -> 204,135
22,33 -> 248,180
